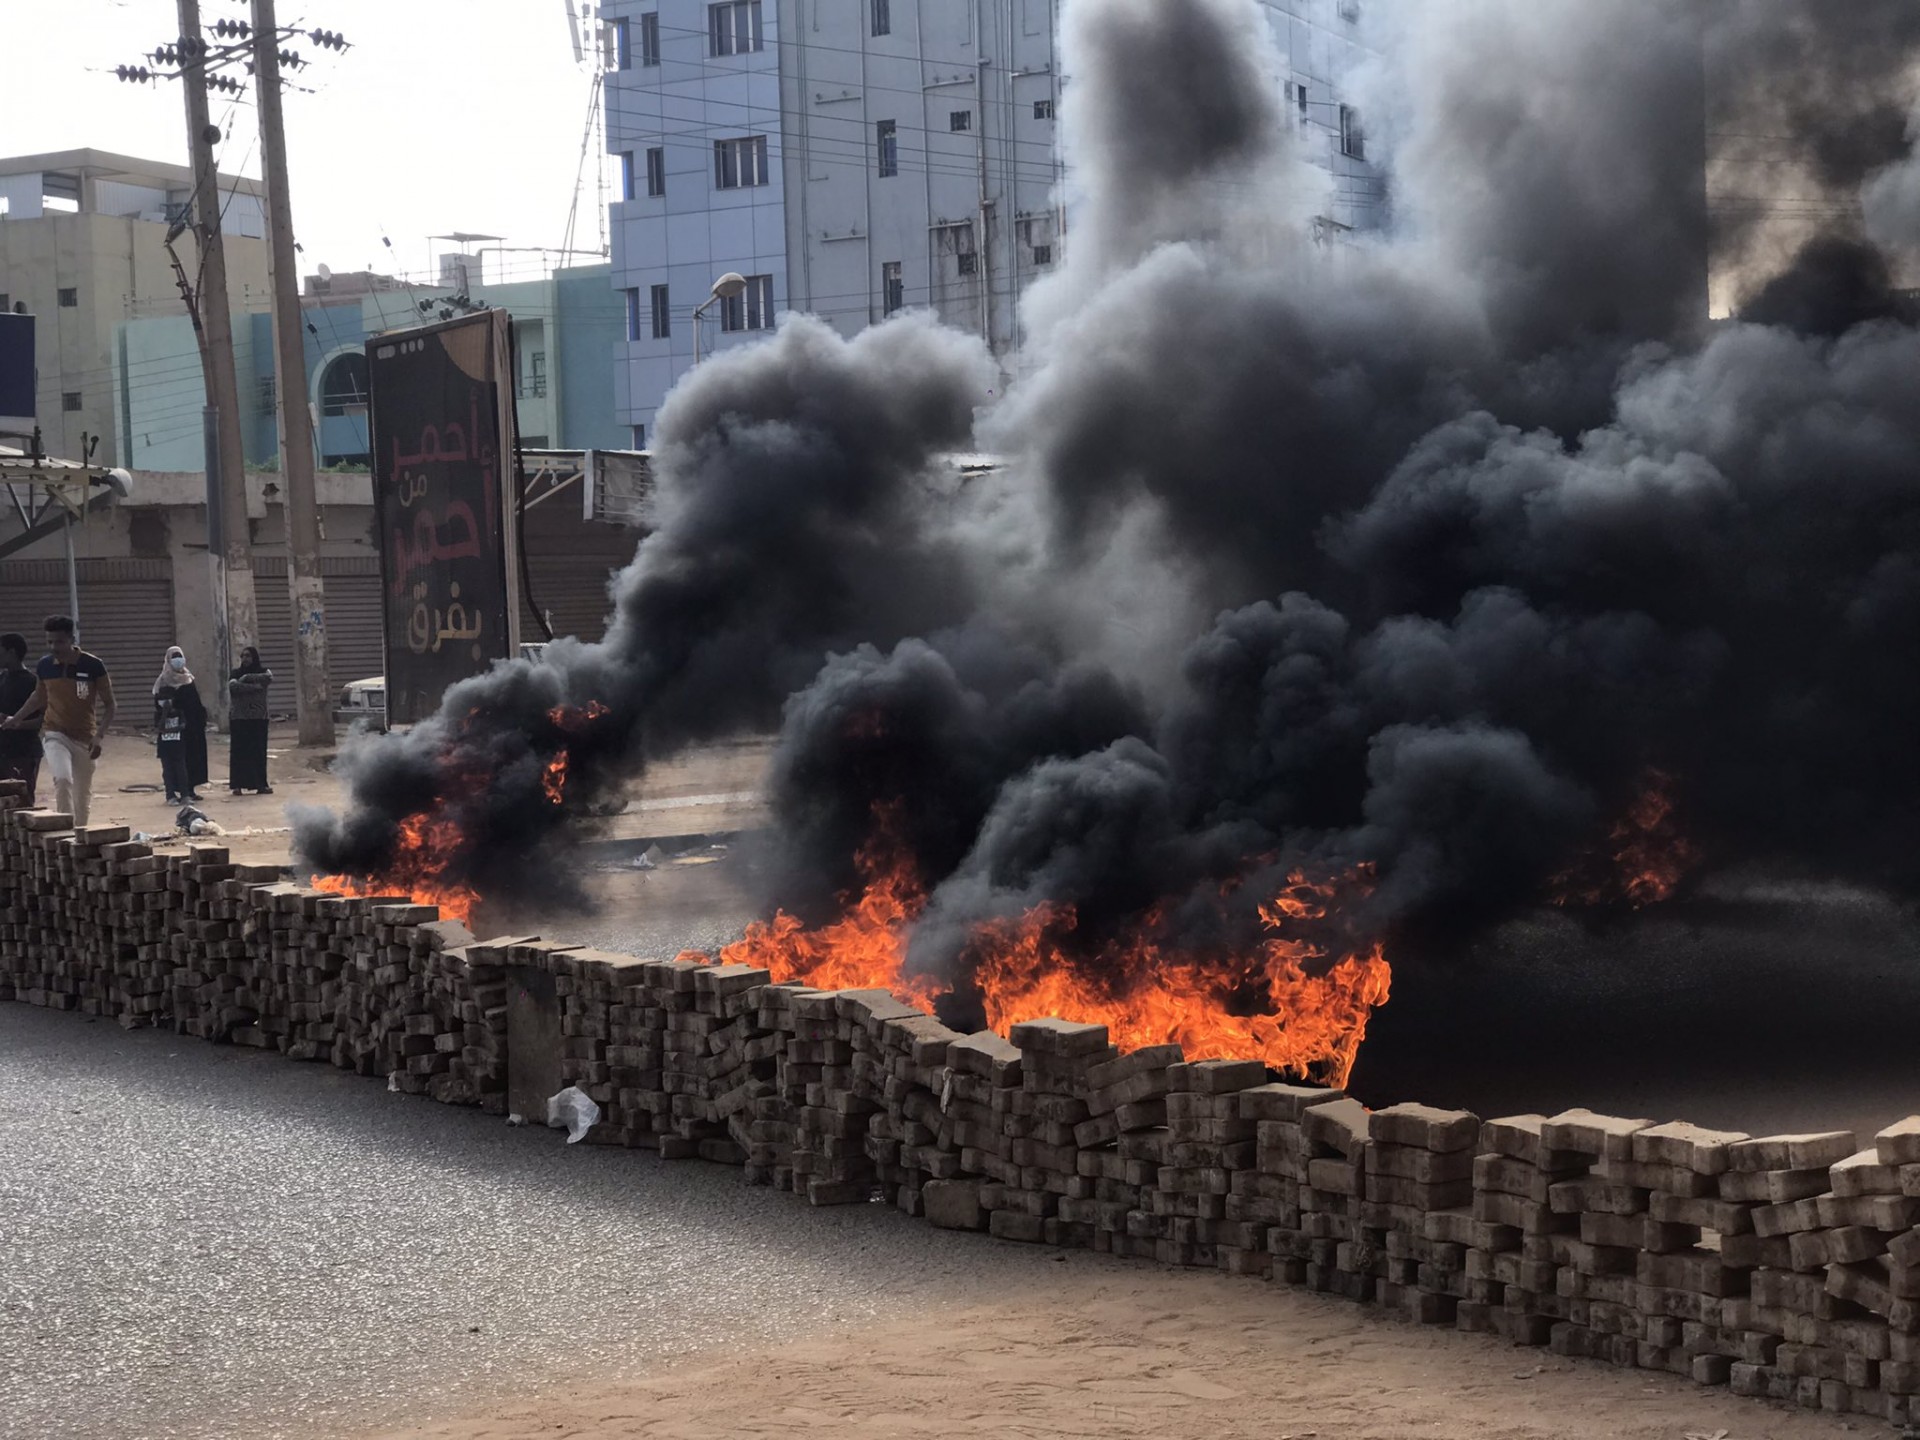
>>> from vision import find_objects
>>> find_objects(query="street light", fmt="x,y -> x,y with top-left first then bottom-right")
691,272 -> 748,366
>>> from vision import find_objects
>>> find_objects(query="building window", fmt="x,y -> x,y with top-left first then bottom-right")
320,353 -> 369,416
58,288 -> 78,308
1033,99 -> 1053,121
881,261 -> 903,316
523,351 -> 548,399
709,1 -> 762,55
609,16 -> 631,69
876,119 -> 898,178
937,221 -> 976,276
871,0 -> 890,36
258,374 -> 277,412
950,110 -> 972,133
0,293 -> 9,312
626,287 -> 643,341
646,146 -> 666,197
621,151 -> 637,201
631,424 -> 646,449
650,284 -> 671,340
62,392 -> 83,412
720,273 -> 775,332
1032,244 -> 1052,266
1296,82 -> 1309,121
1340,104 -> 1365,160
714,135 -> 770,188
640,10 -> 661,65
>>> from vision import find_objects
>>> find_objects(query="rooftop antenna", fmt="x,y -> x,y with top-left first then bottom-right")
561,0 -> 611,262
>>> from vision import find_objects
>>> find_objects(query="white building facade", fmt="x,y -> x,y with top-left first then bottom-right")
602,0 -> 1381,444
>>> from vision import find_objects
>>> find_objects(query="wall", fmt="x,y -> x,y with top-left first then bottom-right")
0,467 -> 646,686
0,210 -> 271,465
601,0 -> 1385,442
606,0 -> 794,445
0,470 -> 378,687
4,794 -> 1919,1432
115,266 -> 630,473
1258,0 -> 1387,231
555,266 -> 626,450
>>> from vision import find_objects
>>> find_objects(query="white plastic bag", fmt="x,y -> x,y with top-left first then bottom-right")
545,1085 -> 601,1144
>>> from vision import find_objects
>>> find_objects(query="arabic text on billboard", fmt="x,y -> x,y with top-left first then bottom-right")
368,311 -> 515,725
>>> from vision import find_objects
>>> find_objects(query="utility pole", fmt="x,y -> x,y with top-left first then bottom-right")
178,0 -> 257,727
252,0 -> 332,745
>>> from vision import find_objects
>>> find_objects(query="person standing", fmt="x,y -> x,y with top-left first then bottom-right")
154,689 -> 191,805
0,615 -> 116,825
227,646 -> 274,796
0,633 -> 41,802
152,646 -> 206,802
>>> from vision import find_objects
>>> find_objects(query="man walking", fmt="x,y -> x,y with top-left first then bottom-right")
0,633 -> 41,802
0,616 -> 115,824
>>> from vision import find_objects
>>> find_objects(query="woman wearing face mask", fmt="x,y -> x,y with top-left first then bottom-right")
152,645 -> 206,805
227,646 -> 274,796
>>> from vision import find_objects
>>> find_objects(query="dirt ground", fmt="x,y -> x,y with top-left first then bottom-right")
361,1265 -> 1854,1440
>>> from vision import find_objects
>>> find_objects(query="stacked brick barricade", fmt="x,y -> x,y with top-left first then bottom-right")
9,780 -> 1920,1430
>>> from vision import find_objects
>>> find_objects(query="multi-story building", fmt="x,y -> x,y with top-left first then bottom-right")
0,149 -> 272,465
113,265 -> 631,472
602,0 -> 1382,443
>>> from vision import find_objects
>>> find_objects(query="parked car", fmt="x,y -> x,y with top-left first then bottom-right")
333,644 -> 551,729
334,676 -> 386,727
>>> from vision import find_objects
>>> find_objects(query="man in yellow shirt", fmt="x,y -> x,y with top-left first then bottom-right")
0,615 -> 117,825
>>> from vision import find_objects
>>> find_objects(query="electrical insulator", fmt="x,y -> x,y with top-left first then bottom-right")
153,44 -> 177,65
278,48 -> 304,69
212,18 -> 250,39
209,74 -> 244,94
308,28 -> 348,51
115,64 -> 154,84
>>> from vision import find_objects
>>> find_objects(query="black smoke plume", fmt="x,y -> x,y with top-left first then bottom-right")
302,0 -> 1920,1014
293,314 -> 996,900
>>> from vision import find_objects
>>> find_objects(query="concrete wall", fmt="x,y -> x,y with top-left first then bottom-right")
601,0 -> 1383,442
114,267 -> 630,474
0,211 -> 271,465
606,0 -> 793,445
0,470 -> 377,688
555,266 -> 626,451
1260,0 -> 1387,231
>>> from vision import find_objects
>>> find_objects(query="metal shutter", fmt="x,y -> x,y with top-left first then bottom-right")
517,500 -> 642,644
251,557 -> 387,696
0,557 -> 174,690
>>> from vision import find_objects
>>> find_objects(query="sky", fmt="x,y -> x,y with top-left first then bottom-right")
12,0 -> 604,286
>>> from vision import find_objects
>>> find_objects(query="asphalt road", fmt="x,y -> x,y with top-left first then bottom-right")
0,1004 -> 1074,1440
10,866 -> 1920,1437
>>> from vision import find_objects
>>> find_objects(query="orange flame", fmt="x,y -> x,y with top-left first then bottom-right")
312,810 -> 481,928
701,804 -> 1390,1085
718,807 -> 950,1011
1552,768 -> 1700,909
967,870 -> 1390,1087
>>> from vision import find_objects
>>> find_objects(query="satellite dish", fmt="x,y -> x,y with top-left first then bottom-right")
317,263 -> 333,281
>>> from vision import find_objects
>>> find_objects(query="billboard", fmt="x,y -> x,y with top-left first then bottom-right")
367,310 -> 521,725
0,312 -> 34,427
